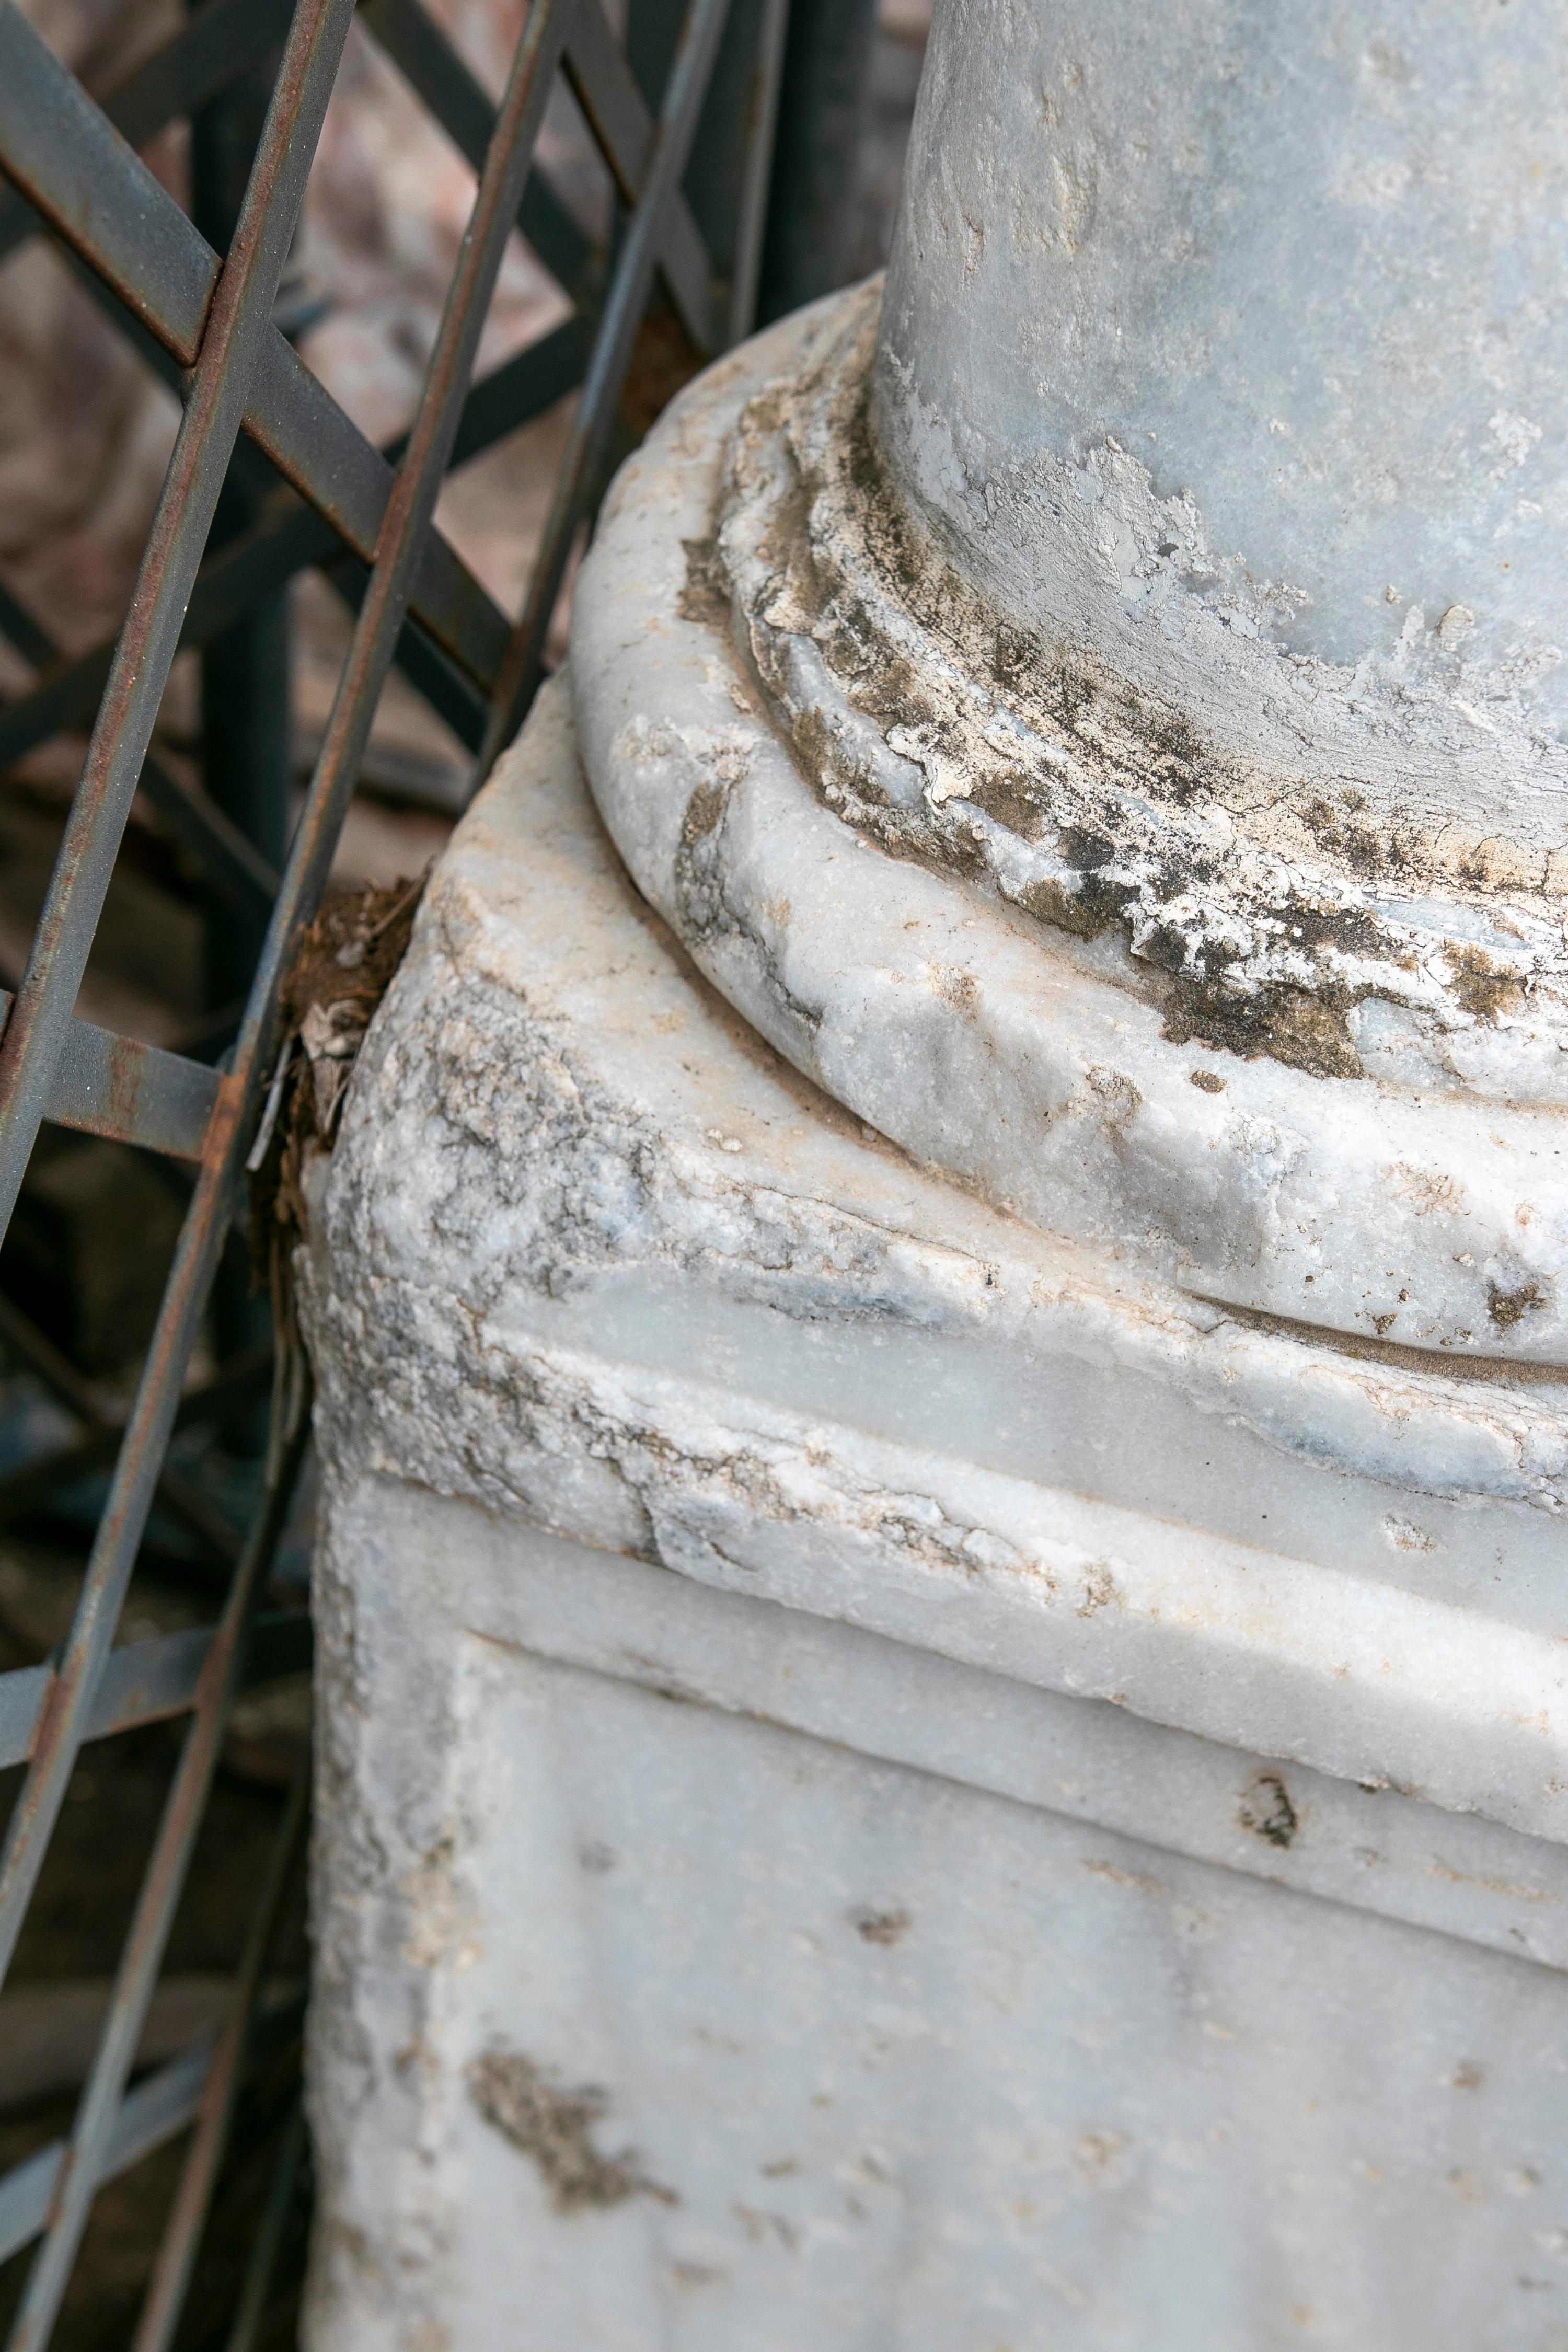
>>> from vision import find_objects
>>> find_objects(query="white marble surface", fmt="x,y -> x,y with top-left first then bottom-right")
879,0 -> 1568,801
303,681 -> 1568,2348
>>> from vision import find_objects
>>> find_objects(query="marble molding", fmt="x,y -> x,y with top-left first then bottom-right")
573,280 -> 1568,1365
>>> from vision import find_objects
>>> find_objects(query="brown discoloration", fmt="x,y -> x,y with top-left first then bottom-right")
469,2046 -> 676,2213
1489,1278 -> 1546,1331
711,308 -> 1568,1078
1190,1067 -> 1225,1093
1446,944 -> 1526,1024
1083,1064 -> 1142,1131
1302,794 -> 1390,878
852,1906 -> 910,1946
969,770 -> 1046,839
935,965 -> 979,1015
840,387 -> 1237,828
681,780 -> 729,847
1015,873 -> 1124,941
249,869 -> 430,1312
1161,982 -> 1365,1081
1077,1562 -> 1120,1616
678,532 -> 731,631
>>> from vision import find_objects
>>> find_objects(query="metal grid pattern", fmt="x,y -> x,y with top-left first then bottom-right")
0,0 -> 800,2334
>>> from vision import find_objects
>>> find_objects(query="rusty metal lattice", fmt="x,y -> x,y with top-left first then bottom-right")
0,0 -> 805,2333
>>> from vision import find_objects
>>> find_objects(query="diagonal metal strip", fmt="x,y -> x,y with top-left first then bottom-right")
0,0 -> 296,270
0,990 -> 220,1159
361,0 -> 717,352
0,0 -> 355,2007
132,1753 -> 312,2352
0,3 -> 792,2337
0,2043 -> 213,2272
0,0 -> 354,1246
0,570 -> 276,923
721,0 -> 790,343
0,315 -> 594,783
479,0 -> 736,775
0,2 -> 213,360
242,0 -> 581,977
0,7 -> 510,695
2,1380 -> 314,2345
45,1017 -> 218,1160
359,0 -> 596,303
0,1992 -> 306,2272
0,1 -> 580,2331
0,1612 -> 313,1775
562,0 -> 717,350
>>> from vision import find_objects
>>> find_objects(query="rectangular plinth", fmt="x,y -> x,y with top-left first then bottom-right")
305,1478 -> 1568,2352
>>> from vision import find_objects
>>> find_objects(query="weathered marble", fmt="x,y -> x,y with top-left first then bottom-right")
572,291 -> 1568,1362
305,6 -> 1568,2340
303,684 -> 1568,2348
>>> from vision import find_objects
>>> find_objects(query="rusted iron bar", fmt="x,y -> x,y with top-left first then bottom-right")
0,0 -> 791,2331
38,1006 -> 220,1161
563,0 -> 717,349
3,1379 -> 313,2346
0,0 -> 356,1243
0,320 -> 590,789
0,1988 -> 307,2270
239,0 -> 579,983
0,10 -> 511,693
0,1609 -> 312,1773
0,0 -> 353,2009
478,0 -> 735,777
0,0 -> 591,2324
0,0 -> 295,269
0,2042 -> 213,2271
359,0 -> 595,302
721,0 -> 788,342
132,1751 -> 311,2352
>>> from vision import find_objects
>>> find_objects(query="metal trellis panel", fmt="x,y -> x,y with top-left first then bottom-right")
0,0 -> 812,2331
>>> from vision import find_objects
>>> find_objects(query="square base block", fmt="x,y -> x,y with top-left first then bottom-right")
302,682 -> 1568,2350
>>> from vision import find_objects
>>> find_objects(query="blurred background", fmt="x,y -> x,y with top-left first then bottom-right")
0,1 -> 928,2341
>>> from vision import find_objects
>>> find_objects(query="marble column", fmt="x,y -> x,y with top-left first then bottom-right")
302,6 -> 1568,2346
